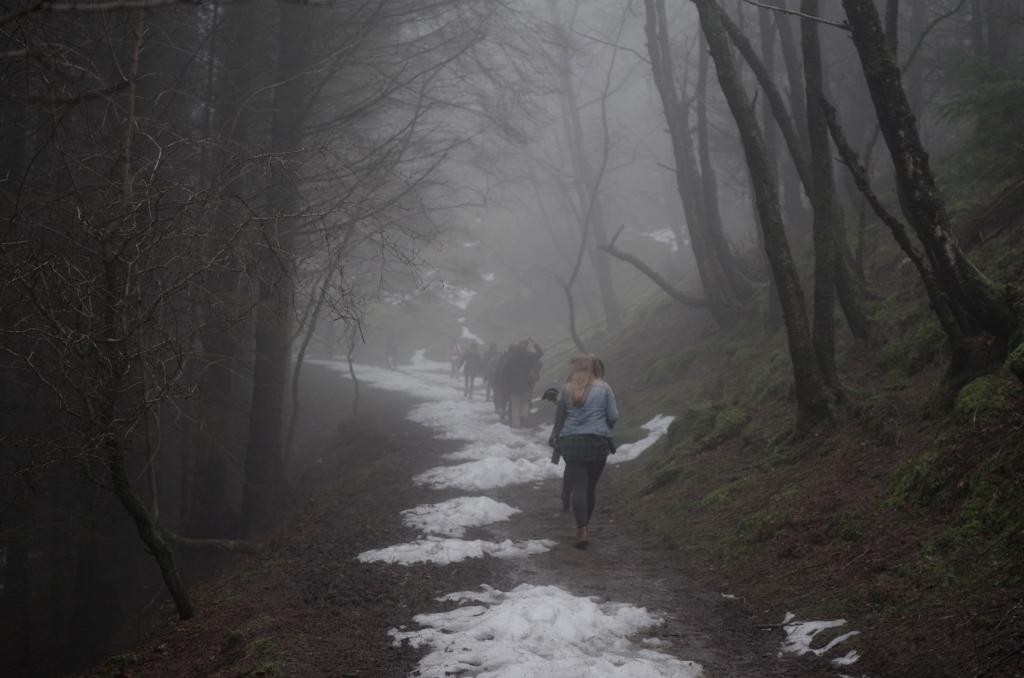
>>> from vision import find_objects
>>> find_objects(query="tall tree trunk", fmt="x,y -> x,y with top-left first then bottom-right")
723,8 -> 870,341
801,0 -> 838,389
694,0 -> 830,427
243,4 -> 313,536
842,0 -> 1020,351
104,12 -> 194,619
774,0 -> 812,237
643,0 -> 747,326
192,4 -> 258,537
108,443 -> 194,619
885,0 -> 900,57
284,268 -> 332,462
697,30 -> 755,300
758,4 -> 783,331
823,101 -> 975,371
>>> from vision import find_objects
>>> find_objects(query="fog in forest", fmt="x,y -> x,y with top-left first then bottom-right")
2,1 -> 1023,676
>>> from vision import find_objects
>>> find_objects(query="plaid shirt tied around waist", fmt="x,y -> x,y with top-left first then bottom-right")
556,433 -> 613,462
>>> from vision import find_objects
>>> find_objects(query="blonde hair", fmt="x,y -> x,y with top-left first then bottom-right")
565,354 -> 601,406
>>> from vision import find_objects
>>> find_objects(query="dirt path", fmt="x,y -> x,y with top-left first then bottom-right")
87,363 -> 832,677
486,481 -> 821,677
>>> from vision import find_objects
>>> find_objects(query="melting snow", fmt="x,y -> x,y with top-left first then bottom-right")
408,348 -> 449,374
611,415 -> 675,464
415,456 -> 561,491
446,287 -> 476,310
389,584 -> 704,678
778,612 -> 861,665
314,356 -> 673,488
831,650 -> 862,667
401,496 -> 520,537
315,349 -> 703,675
358,537 -> 553,565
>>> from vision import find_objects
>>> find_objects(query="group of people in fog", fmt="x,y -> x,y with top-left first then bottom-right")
449,337 -> 619,546
449,337 -> 544,429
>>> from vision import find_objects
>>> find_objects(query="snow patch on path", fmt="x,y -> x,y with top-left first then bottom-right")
778,612 -> 861,667
610,414 -> 675,464
389,584 -> 704,678
408,349 -> 450,374
401,496 -> 520,537
313,350 -> 705,673
310,359 -> 454,401
358,537 -> 553,565
415,456 -> 561,491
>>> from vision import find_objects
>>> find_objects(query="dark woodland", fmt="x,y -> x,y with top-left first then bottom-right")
2,1 -> 1023,676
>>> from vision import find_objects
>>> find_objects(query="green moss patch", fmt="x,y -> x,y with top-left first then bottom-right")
888,434 -> 962,508
665,400 -> 751,454
953,374 -> 1023,427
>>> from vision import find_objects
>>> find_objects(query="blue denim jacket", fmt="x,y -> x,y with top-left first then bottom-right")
552,381 -> 619,439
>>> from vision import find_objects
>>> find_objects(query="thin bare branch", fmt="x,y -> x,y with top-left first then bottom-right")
740,0 -> 850,31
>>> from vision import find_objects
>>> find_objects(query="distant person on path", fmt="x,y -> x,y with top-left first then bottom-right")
492,345 -> 514,423
522,337 -> 544,409
506,342 -> 534,428
481,343 -> 499,401
548,354 -> 618,547
462,343 -> 482,399
448,337 -> 463,379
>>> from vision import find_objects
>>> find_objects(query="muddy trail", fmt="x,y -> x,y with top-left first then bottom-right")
89,361 -> 835,678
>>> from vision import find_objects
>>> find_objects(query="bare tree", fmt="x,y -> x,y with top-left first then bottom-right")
643,0 -> 754,326
692,0 -> 830,426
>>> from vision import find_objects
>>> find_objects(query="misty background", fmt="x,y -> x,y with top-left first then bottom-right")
2,0 -> 1023,675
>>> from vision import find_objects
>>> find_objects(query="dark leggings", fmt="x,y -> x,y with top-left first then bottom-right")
564,457 -> 607,529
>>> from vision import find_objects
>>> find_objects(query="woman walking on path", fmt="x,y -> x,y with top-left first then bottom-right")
549,355 -> 618,547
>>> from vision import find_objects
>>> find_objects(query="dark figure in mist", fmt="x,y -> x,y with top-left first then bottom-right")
549,354 -> 618,547
492,346 -> 514,422
448,337 -> 463,378
462,343 -> 482,399
481,342 -> 499,401
504,342 -> 534,428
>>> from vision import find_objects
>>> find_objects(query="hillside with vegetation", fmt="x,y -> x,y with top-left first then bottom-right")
548,166 -> 1024,677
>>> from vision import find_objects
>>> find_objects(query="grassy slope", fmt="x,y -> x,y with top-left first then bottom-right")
550,201 -> 1024,676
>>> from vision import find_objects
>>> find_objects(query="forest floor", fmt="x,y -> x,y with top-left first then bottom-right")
84,361 -> 833,678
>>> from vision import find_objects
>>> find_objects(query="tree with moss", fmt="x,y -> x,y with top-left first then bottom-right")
841,0 -> 1023,376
